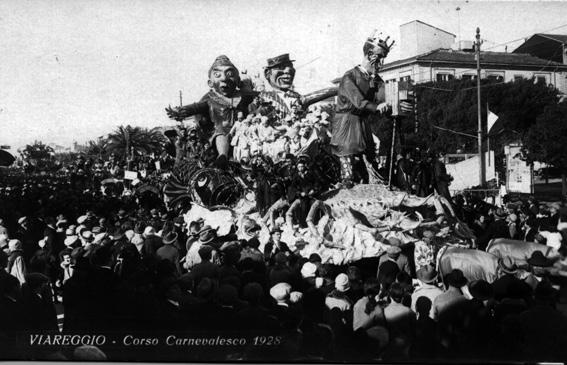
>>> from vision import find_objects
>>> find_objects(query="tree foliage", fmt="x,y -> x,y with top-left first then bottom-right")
105,125 -> 166,158
406,77 -> 559,154
86,137 -> 108,158
20,141 -> 54,169
522,102 -> 567,195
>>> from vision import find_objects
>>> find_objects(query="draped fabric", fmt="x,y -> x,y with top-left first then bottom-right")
330,67 -> 383,157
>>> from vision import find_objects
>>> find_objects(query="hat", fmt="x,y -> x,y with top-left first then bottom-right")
416,264 -> 438,284
527,251 -> 553,268
309,253 -> 322,263
468,280 -> 494,301
446,269 -> 468,288
65,228 -> 75,236
77,215 -> 88,225
301,262 -> 318,278
270,227 -> 282,235
199,225 -> 217,243
265,53 -> 295,69
18,216 -> 28,225
164,129 -> 178,139
387,237 -> 402,247
64,235 -> 79,247
335,273 -> 350,292
163,231 -> 178,245
109,228 -> 125,241
508,213 -> 518,222
143,226 -> 156,237
494,208 -> 507,218
270,282 -> 291,301
81,230 -> 93,242
386,245 -> 402,257
210,54 -> 236,71
498,256 -> 518,274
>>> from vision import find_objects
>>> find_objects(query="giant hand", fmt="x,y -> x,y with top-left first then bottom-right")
165,105 -> 185,122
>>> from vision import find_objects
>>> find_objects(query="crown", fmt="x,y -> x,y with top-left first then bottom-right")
365,29 -> 395,54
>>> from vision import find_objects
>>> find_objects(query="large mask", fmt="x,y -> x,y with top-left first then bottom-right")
208,55 -> 241,97
364,32 -> 395,73
264,53 -> 296,92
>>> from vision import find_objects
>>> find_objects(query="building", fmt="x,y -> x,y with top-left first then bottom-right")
377,21 -> 567,107
513,33 -> 567,65
398,20 -> 456,60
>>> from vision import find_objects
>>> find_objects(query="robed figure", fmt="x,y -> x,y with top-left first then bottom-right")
331,33 -> 394,187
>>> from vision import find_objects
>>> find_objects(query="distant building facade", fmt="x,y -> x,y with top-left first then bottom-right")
377,21 -> 567,107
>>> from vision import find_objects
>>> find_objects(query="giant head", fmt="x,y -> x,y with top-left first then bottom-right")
264,53 -> 296,92
363,31 -> 395,73
208,55 -> 241,97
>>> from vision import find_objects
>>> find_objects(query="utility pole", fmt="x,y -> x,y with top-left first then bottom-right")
456,7 -> 461,49
476,27 -> 486,187
179,90 -> 183,107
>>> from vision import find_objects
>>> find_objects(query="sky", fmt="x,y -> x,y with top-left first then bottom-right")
1,0 -> 566,150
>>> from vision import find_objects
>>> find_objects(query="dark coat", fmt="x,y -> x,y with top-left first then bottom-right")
478,219 -> 510,250
331,67 -> 384,157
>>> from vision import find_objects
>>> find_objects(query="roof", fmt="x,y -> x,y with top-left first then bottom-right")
399,19 -> 456,38
537,33 -> 567,44
380,48 -> 567,71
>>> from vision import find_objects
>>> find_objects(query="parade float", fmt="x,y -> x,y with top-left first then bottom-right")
159,46 -> 556,273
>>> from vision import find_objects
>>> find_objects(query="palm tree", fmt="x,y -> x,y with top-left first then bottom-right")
106,125 -> 166,165
86,137 -> 108,159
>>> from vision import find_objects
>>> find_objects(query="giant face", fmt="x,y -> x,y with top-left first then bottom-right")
265,61 -> 296,92
208,64 -> 240,97
366,45 -> 388,74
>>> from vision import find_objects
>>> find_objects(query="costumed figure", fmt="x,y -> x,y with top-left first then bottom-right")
330,31 -> 394,188
259,54 -> 338,120
166,55 -> 257,163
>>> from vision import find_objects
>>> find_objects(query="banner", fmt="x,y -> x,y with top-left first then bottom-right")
505,145 -> 533,194
123,170 -> 138,180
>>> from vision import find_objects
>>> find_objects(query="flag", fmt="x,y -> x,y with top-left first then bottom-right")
487,109 -> 499,134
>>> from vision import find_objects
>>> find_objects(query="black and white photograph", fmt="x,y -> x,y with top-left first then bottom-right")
1,0 -> 567,362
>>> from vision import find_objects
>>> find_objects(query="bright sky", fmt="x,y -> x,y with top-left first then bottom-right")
1,0 -> 566,150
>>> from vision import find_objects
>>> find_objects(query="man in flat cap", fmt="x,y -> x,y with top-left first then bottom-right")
260,53 -> 337,120
166,55 -> 257,163
331,32 -> 394,188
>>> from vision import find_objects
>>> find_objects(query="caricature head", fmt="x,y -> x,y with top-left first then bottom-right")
363,34 -> 393,73
264,54 -> 296,92
208,55 -> 241,97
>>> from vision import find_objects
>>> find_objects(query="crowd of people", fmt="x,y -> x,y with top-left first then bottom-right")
2,35 -> 567,362
2,149 -> 567,361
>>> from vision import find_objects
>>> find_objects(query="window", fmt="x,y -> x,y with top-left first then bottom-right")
536,76 -> 547,84
436,73 -> 454,82
400,76 -> 411,82
462,74 -> 476,81
513,75 -> 523,82
487,73 -> 504,82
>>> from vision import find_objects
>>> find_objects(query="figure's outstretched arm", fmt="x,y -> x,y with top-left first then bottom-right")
165,101 -> 208,121
300,87 -> 338,109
